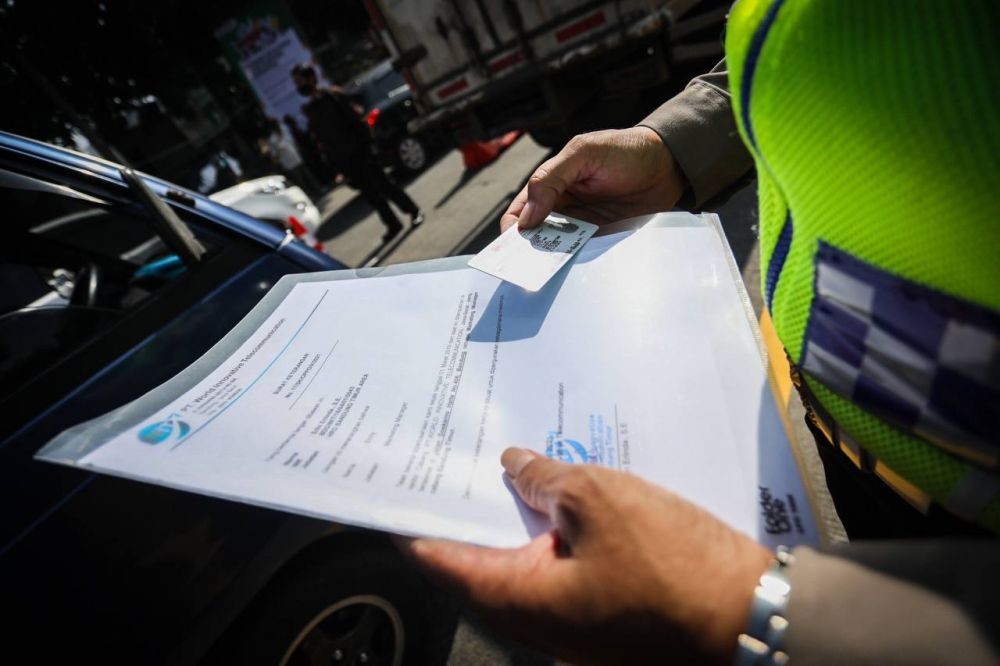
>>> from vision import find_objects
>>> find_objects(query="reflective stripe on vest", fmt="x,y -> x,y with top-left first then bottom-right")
725,0 -> 1000,531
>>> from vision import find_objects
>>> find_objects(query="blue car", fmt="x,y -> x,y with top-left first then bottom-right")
0,132 -> 456,665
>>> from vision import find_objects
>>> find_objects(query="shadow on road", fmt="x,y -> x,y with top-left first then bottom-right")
433,165 -> 482,210
445,190 -> 515,257
445,148 -> 558,258
358,222 -> 422,267
315,150 -> 454,243
315,191 -> 373,242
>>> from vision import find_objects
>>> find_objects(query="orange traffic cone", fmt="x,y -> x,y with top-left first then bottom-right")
459,130 -> 524,170
460,140 -> 501,170
495,130 -> 522,150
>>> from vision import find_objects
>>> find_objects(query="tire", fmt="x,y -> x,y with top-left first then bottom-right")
214,539 -> 457,666
396,135 -> 427,172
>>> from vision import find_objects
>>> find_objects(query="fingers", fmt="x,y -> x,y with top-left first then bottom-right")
499,184 -> 529,232
402,537 -> 488,594
501,446 -> 543,477
518,148 -> 586,229
503,447 -> 617,551
502,447 -> 593,548
499,136 -> 593,231
499,183 -> 585,232
403,531 -> 568,607
501,447 -> 563,514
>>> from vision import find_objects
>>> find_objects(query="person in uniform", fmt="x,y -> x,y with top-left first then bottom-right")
402,2 -> 1000,663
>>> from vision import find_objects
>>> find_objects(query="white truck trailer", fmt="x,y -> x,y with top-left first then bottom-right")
362,0 -> 729,147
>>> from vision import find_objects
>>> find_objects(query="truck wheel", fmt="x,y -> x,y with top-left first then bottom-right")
216,542 -> 457,666
397,136 -> 427,172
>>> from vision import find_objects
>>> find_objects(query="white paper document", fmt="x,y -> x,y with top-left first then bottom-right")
38,213 -> 819,548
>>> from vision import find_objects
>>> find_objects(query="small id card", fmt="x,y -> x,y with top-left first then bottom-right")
468,214 -> 598,291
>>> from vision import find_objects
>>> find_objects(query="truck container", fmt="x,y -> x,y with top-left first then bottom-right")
363,0 -> 729,147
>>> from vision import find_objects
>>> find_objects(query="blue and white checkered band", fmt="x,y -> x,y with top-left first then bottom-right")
801,242 -> 1000,469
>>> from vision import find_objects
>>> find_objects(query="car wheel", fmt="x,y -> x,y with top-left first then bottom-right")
397,136 -> 427,172
214,539 -> 457,666
282,593 -> 403,665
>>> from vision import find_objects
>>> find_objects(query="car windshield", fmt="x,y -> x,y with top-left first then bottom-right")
0,173 -> 217,401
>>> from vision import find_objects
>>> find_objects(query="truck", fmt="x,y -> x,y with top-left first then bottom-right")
362,0 -> 730,148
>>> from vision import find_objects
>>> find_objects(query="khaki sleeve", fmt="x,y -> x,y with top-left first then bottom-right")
785,542 -> 1000,665
637,60 -> 753,206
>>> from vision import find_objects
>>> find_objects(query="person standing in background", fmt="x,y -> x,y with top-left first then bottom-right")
292,63 -> 424,242
262,117 -> 322,196
283,113 -> 332,195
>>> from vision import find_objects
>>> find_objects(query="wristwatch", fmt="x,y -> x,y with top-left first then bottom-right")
734,546 -> 795,666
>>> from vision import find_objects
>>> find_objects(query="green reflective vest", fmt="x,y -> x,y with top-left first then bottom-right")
725,0 -> 1000,531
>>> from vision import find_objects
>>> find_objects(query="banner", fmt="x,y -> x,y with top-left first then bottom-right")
216,3 -> 327,126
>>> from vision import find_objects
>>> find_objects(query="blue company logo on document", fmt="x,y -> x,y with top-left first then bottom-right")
137,412 -> 190,445
544,431 -> 590,464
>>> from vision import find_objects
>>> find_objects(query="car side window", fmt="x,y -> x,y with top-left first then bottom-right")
0,170 -> 225,397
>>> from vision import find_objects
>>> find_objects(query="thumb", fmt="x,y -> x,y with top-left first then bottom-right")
518,145 -> 588,229
501,448 -> 588,540
501,447 -> 562,515
503,447 -> 609,550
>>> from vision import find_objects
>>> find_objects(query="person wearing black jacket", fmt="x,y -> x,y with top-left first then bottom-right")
292,63 -> 423,241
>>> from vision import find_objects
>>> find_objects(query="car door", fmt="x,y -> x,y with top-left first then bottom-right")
0,151 -> 342,663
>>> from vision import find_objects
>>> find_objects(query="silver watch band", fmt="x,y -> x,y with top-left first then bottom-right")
734,546 -> 795,666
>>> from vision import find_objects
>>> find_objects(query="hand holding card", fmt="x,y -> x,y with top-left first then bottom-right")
468,214 -> 598,291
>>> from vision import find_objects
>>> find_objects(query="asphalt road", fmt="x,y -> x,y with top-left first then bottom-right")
315,135 -> 549,269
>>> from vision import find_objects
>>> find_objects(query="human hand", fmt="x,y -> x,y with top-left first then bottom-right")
401,448 -> 771,665
499,127 -> 686,232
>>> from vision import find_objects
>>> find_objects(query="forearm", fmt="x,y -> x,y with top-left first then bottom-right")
785,541 -> 1000,664
637,61 -> 753,207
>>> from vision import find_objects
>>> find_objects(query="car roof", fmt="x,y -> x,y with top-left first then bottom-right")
0,130 -> 288,249
1,130 -> 130,182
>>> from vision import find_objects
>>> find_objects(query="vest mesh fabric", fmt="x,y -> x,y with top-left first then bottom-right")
726,0 -> 1000,530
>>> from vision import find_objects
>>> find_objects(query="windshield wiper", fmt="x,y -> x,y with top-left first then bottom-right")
119,167 -> 205,265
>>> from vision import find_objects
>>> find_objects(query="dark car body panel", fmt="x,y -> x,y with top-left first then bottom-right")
348,61 -> 441,170
0,132 -> 356,663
